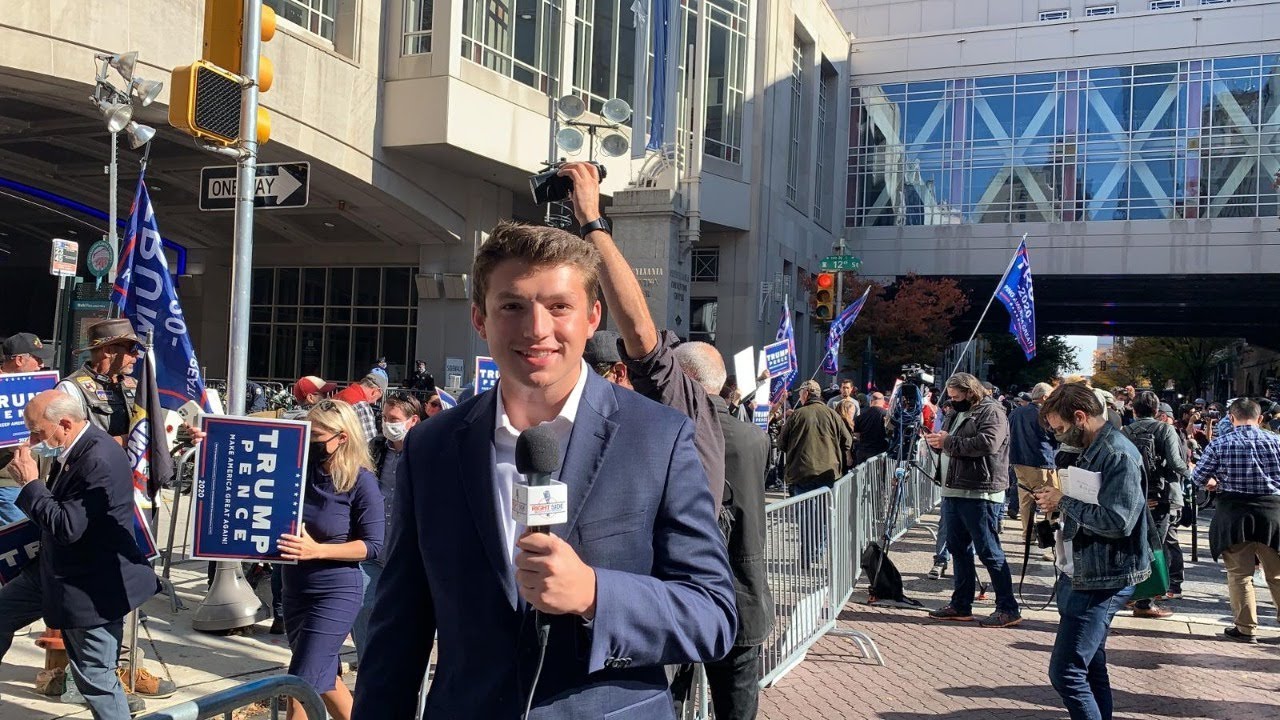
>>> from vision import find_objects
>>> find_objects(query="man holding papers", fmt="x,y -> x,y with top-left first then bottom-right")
1032,383 -> 1151,720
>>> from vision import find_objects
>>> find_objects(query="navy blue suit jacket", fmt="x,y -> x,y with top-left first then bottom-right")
16,424 -> 159,628
353,371 -> 737,719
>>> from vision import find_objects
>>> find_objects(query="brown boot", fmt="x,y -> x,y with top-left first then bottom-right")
118,665 -> 177,698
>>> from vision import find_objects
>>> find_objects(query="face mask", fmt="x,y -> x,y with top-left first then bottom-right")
31,441 -> 63,460
1055,424 -> 1086,447
950,399 -> 972,413
310,439 -> 335,464
382,421 -> 409,443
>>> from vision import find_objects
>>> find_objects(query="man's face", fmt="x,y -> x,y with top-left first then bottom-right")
5,354 -> 41,373
840,381 -> 853,398
1043,410 -> 1085,437
871,392 -> 886,408
96,341 -> 140,376
471,260 -> 601,397
945,388 -> 967,404
25,407 -> 73,448
384,405 -> 419,431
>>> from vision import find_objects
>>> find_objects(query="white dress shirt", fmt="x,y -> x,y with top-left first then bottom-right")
493,360 -> 590,566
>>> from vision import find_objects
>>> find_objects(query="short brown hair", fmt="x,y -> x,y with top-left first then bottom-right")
471,221 -> 601,314
1039,383 -> 1103,426
945,372 -> 990,402
382,390 -> 424,419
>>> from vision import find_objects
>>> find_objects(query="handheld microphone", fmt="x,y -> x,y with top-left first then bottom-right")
513,425 -> 567,534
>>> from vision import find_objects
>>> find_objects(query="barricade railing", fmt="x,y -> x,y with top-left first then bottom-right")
136,675 -> 325,720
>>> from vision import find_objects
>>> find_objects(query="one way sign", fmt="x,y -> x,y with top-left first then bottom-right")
199,162 -> 309,211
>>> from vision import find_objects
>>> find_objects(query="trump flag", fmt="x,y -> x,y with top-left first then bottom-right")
995,240 -> 1037,360
822,286 -> 870,376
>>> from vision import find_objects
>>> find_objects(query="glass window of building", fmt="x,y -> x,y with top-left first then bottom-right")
265,0 -> 337,40
462,0 -> 562,91
1084,5 -> 1117,16
1038,10 -> 1070,21
1200,0 -> 1233,5
249,266 -> 419,385
691,246 -> 720,281
786,38 -> 804,204
814,61 -> 837,223
689,297 -> 718,343
669,0 -> 748,164
571,0 -> 637,117
847,54 -> 1280,226
403,0 -> 434,54
1149,0 -> 1183,9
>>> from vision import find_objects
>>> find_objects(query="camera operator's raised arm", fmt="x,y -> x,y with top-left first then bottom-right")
558,161 -> 659,358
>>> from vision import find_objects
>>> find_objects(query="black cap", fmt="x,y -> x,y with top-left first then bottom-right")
2,333 -> 53,361
583,330 -> 622,365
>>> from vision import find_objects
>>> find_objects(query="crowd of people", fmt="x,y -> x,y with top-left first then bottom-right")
1,160 -> 1278,720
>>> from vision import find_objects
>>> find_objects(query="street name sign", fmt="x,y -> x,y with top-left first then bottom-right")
199,162 -> 310,211
819,255 -> 862,272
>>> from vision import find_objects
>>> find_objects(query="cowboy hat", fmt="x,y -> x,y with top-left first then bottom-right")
77,317 -> 142,354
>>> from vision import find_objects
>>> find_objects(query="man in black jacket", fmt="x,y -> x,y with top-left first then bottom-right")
925,373 -> 1020,628
1,391 -> 159,717
1123,390 -> 1189,617
675,342 -> 772,720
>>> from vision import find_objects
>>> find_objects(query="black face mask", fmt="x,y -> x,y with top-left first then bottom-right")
950,399 -> 972,413
310,440 -> 335,464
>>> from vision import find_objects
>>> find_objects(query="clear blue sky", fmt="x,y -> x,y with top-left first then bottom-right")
1064,335 -> 1098,375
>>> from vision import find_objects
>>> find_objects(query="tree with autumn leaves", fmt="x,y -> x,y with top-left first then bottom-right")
806,273 -> 970,389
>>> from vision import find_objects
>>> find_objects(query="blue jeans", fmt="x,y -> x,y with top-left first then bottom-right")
352,560 -> 383,662
0,486 -> 25,525
942,497 -> 1018,614
1049,575 -> 1134,720
933,510 -> 950,565
0,565 -> 131,718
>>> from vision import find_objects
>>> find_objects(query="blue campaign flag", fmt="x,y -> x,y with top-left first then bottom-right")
190,416 -> 309,563
995,240 -> 1037,360
474,356 -> 500,395
822,287 -> 871,376
112,175 -> 212,413
769,298 -> 798,404
0,520 -> 41,586
0,371 -> 59,448
647,0 -> 672,151
437,388 -> 458,410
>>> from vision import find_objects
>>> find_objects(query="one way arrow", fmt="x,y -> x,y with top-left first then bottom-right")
256,168 -> 303,204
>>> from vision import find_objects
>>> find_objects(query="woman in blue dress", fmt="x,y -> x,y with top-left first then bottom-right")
278,399 -> 384,720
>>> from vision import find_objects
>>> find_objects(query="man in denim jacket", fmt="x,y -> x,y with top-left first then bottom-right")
1033,383 -> 1150,720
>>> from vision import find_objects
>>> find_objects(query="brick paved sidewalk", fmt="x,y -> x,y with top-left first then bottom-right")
758,511 -> 1280,720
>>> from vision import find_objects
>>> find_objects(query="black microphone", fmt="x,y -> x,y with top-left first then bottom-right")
514,425 -> 561,534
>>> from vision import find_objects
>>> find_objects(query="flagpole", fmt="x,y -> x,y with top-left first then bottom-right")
949,233 -> 1027,378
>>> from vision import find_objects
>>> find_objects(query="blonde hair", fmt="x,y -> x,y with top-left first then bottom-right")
837,398 -> 858,427
307,400 -> 374,493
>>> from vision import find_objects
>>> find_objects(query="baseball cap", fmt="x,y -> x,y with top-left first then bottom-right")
584,331 -> 622,365
1158,402 -> 1174,415
362,372 -> 389,393
800,379 -> 822,394
2,332 -> 53,361
293,376 -> 336,403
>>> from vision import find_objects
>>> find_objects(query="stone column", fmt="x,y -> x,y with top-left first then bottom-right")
608,187 -> 691,337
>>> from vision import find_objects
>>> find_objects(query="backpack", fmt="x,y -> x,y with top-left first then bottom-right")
1122,423 -> 1168,496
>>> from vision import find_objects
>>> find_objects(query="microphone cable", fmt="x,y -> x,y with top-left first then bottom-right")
522,614 -> 551,720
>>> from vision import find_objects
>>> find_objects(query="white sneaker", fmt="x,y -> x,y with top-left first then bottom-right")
1041,549 -> 1055,562
928,562 -> 947,579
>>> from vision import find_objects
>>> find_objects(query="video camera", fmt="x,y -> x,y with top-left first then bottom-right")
887,364 -> 935,461
529,160 -> 608,204
900,363 -> 935,387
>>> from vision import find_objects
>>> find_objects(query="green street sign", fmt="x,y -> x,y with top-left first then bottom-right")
820,255 -> 862,272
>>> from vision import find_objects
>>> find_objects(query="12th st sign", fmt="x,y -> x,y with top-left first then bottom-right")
199,162 -> 309,211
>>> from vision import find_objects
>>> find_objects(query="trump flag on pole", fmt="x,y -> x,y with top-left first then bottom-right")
995,240 -> 1037,360
770,297 -> 797,403
822,286 -> 870,376
112,175 -> 212,413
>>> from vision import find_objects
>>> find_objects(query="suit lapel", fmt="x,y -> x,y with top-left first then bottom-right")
50,425 -> 96,492
454,393 -> 518,610
560,373 -> 618,537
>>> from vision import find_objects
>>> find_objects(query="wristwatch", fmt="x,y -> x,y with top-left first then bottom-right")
579,216 -> 613,237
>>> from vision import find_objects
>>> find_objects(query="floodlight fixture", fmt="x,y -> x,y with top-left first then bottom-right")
96,97 -> 134,133
108,51 -> 139,82
599,132 -> 630,157
557,95 -> 586,120
556,127 -> 585,154
125,121 -> 156,149
602,97 -> 632,124
129,77 -> 164,106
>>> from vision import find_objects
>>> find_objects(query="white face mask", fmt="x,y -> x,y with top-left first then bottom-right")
382,421 -> 409,443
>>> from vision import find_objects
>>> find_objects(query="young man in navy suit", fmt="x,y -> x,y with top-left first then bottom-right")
353,207 -> 737,718
1,391 -> 159,718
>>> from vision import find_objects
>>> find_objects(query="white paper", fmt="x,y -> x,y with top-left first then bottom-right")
1061,467 -> 1101,505
732,346 -> 757,398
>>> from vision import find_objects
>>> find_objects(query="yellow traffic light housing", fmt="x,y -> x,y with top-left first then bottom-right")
168,61 -> 242,145
203,0 -> 277,91
814,272 -> 836,321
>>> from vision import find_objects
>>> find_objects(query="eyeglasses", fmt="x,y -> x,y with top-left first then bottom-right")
314,399 -> 341,411
386,390 -> 414,402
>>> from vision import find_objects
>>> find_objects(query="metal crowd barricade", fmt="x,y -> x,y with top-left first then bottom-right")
136,675 -> 325,720
160,445 -> 199,613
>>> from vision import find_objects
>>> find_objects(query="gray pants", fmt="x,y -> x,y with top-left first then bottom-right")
0,565 -> 132,719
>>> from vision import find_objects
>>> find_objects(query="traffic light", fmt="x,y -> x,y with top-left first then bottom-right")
814,272 -> 836,321
168,1 -> 276,146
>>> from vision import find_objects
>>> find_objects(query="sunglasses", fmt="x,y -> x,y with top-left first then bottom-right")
428,399 -> 442,408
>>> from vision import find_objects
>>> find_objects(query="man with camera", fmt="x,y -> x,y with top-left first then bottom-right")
1122,390 -> 1190,616
924,372 -> 1021,628
1032,383 -> 1151,720
1190,397 -> 1280,643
